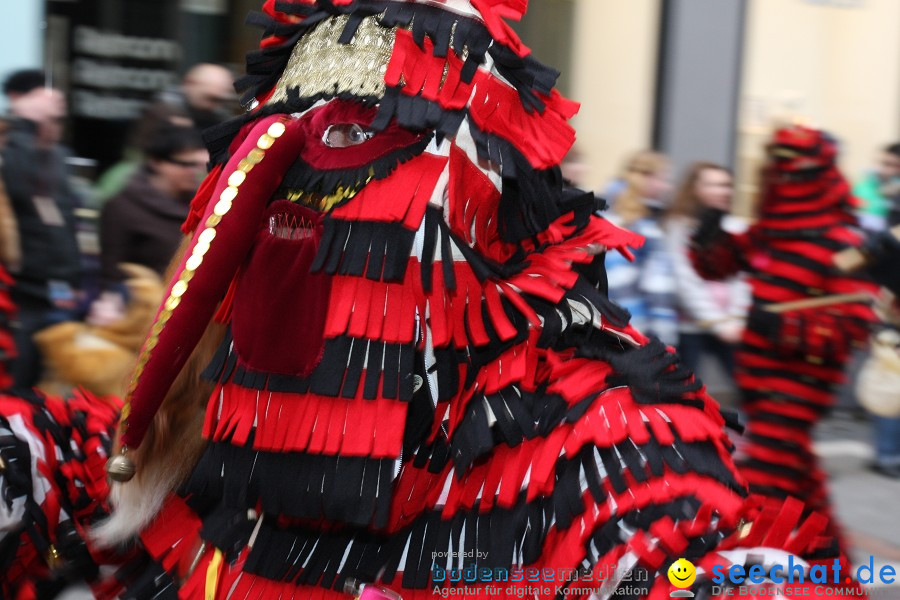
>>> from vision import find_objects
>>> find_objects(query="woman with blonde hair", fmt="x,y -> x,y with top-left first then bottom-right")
605,150 -> 679,345
609,150 -> 670,223
665,161 -> 750,374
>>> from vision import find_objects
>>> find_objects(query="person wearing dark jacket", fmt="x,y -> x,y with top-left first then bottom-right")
93,124 -> 207,322
1,70 -> 83,388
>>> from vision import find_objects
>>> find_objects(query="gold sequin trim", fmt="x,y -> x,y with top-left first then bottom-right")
285,169 -> 373,212
121,119 -> 289,428
268,15 -> 397,104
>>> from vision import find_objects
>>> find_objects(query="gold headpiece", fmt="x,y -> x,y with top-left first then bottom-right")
268,15 -> 397,104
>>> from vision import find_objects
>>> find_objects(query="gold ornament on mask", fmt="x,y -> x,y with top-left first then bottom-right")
269,15 -> 397,105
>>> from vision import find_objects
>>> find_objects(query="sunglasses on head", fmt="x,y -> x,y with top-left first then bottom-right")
165,157 -> 206,168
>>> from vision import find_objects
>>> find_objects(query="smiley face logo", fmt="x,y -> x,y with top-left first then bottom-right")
667,558 -> 697,589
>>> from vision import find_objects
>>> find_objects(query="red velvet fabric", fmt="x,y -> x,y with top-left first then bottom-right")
231,201 -> 331,376
298,100 -> 426,171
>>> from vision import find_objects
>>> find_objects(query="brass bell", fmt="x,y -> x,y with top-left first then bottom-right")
106,448 -> 136,482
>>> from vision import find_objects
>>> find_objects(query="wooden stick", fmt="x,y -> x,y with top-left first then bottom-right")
694,316 -> 745,329
763,292 -> 874,313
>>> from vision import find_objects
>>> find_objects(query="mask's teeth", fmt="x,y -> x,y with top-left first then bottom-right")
269,211 -> 315,240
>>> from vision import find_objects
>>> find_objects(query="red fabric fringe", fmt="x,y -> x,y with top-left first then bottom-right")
469,0 -> 530,57
467,71 -> 579,170
140,494 -> 203,575
420,213 -> 646,355
385,30 -> 476,112
325,266 -> 419,344
416,261 -> 520,349
203,380 -> 407,458
467,71 -> 578,170
446,143 -> 516,263
181,164 -> 224,235
329,152 -> 447,229
385,29 -> 578,169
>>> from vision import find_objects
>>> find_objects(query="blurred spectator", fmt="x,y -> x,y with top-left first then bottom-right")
92,102 -> 194,208
158,63 -> 235,132
605,150 -> 678,345
665,162 -> 751,375
0,121 -> 18,389
600,154 -> 633,207
93,64 -> 231,209
850,143 -> 900,477
92,124 -> 207,325
611,150 -> 672,220
560,147 -> 589,188
1,69 -> 84,388
853,142 -> 900,231
0,121 -> 21,271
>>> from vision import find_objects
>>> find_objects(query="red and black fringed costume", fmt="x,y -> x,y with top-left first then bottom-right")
0,389 -> 120,598
93,4 -> 856,599
0,266 -> 16,390
691,126 -> 878,567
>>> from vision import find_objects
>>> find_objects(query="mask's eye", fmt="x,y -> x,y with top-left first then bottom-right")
322,123 -> 373,148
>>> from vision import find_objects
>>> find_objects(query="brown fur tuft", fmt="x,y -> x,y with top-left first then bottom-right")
93,238 -> 227,546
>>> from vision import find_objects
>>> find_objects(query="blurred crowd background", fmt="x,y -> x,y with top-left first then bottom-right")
2,0 -> 900,593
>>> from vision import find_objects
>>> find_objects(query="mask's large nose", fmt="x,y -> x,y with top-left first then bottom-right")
113,114 -> 309,472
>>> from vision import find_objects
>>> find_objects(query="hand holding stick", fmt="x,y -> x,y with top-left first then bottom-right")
833,224 -> 900,273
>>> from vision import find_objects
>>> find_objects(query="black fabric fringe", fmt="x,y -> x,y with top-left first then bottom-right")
204,333 -> 416,402
497,150 -> 567,243
401,352 -> 437,462
114,554 -> 179,600
531,279 -> 631,352
753,271 -> 833,296
239,484 -> 737,594
371,87 -> 467,141
418,207 -> 527,293
579,338 -> 706,409
448,383 -> 568,471
311,218 -> 417,283
765,247 -> 845,275
487,45 -> 560,114
0,416 -> 33,512
243,498 -> 553,591
184,440 -> 396,529
469,127 -> 516,176
278,134 -> 433,198
753,223 -> 847,240
741,365 -> 834,392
